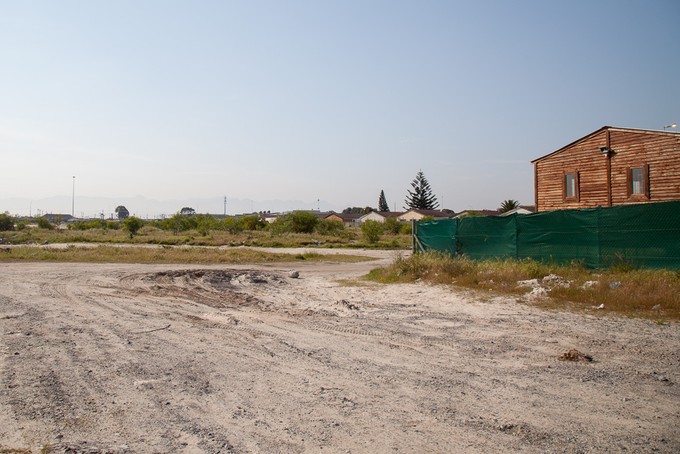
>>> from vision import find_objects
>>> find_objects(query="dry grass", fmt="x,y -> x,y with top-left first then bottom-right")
0,448 -> 31,454
367,251 -> 680,320
1,226 -> 411,249
0,445 -> 51,454
0,245 -> 374,265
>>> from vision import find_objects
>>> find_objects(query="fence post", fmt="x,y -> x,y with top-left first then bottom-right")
412,220 -> 417,254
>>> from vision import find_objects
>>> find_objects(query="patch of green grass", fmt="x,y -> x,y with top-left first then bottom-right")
0,245 -> 374,265
368,252 -> 680,320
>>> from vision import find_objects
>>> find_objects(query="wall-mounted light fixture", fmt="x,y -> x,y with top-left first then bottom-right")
600,146 -> 610,153
664,123 -> 677,130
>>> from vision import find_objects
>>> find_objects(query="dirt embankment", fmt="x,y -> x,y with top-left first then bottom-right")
0,251 -> 678,453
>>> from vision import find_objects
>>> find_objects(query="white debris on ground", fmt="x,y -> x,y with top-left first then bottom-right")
516,278 -> 541,288
518,274 -> 592,300
541,273 -> 572,288
527,286 -> 549,299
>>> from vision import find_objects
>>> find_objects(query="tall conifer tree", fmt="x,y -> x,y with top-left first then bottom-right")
404,171 -> 439,210
378,190 -> 390,212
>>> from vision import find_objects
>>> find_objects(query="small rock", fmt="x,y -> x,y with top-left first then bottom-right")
288,271 -> 300,279
559,348 -> 593,362
609,281 -> 621,289
338,299 -> 360,310
652,304 -> 661,311
596,304 -> 605,310
542,273 -> 562,283
527,287 -> 548,299
517,278 -> 540,288
541,274 -> 571,288
581,280 -> 598,289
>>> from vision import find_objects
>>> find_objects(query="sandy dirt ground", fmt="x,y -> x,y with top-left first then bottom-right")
0,248 -> 678,453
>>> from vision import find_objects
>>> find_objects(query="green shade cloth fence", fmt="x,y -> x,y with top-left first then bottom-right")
412,201 -> 680,269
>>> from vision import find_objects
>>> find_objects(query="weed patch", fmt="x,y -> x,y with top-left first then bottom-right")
368,252 -> 680,320
0,245 -> 373,265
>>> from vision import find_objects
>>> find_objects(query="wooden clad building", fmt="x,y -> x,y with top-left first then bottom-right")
532,126 -> 680,212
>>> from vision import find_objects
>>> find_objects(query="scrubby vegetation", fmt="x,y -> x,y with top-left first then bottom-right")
0,245 -> 374,265
0,211 -> 412,249
37,218 -> 54,230
0,213 -> 14,231
368,251 -> 680,320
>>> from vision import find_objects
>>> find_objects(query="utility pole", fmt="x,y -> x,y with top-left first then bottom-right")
224,196 -> 227,216
72,176 -> 75,217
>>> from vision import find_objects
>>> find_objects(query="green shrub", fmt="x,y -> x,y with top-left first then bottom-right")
219,217 -> 244,234
384,217 -> 402,235
124,216 -> 144,238
316,219 -> 344,235
195,214 -> 218,236
399,223 -> 412,235
37,217 -> 54,230
361,220 -> 383,244
0,213 -> 14,231
272,211 -> 319,234
239,215 -> 267,231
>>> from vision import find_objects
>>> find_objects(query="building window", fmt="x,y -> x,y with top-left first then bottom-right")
627,164 -> 649,198
563,171 -> 579,201
631,168 -> 644,194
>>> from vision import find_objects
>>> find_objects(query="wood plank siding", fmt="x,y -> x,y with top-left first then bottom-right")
532,127 -> 680,212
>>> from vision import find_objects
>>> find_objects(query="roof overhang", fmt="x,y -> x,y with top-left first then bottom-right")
531,126 -> 679,164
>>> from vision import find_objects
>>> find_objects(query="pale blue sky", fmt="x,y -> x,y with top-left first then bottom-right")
2,0 -> 679,216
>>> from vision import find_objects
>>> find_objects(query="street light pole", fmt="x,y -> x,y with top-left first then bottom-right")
72,176 -> 75,217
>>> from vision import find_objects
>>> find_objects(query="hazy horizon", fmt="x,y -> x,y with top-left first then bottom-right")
2,1 -> 678,215
1,190 -> 503,219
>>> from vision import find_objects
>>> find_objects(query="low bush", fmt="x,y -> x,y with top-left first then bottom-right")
272,211 -> 318,234
0,213 -> 14,231
37,218 -> 54,230
361,220 -> 383,244
124,217 -> 144,238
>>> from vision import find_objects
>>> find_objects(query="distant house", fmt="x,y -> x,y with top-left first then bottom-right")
532,126 -> 680,212
41,214 -> 74,223
399,209 -> 454,222
453,210 -> 499,219
314,211 -> 336,219
325,212 -> 362,227
358,211 -> 404,224
259,212 -> 280,224
497,206 -> 535,217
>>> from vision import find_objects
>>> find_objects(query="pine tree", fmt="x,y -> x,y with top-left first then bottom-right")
404,171 -> 439,210
378,190 -> 390,212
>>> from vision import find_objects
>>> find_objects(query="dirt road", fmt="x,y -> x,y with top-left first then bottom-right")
0,250 -> 678,453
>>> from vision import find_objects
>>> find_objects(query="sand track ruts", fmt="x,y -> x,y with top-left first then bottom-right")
0,257 -> 679,453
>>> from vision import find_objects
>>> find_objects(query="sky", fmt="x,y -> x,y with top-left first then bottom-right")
1,0 -> 679,218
